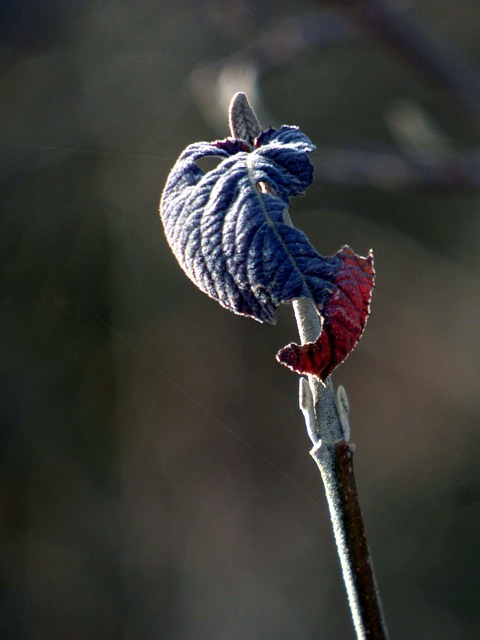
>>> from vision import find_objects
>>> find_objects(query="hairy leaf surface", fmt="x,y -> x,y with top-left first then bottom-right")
160,126 -> 374,381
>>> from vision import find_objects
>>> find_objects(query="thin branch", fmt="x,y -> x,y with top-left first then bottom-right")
310,438 -> 388,640
330,0 -> 480,122
228,92 -> 389,640
313,143 -> 480,190
291,297 -> 345,444
293,298 -> 389,640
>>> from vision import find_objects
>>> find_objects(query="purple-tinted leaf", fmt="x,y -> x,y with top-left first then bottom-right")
160,126 -> 374,381
162,126 -> 323,321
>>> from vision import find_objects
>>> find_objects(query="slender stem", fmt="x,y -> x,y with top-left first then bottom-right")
292,297 -> 346,444
311,439 -> 387,640
228,92 -> 388,639
294,298 -> 388,640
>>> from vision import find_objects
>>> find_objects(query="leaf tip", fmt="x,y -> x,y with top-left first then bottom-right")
228,92 -> 261,146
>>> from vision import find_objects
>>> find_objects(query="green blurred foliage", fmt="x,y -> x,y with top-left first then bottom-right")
1,1 -> 480,638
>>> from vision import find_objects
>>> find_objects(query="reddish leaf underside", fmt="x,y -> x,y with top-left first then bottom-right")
276,246 -> 374,383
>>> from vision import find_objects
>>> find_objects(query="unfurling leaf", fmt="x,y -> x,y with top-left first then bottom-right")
276,247 -> 374,381
160,125 -> 374,382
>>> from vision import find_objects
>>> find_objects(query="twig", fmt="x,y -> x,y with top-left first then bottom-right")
312,143 -> 480,190
295,299 -> 388,640
229,92 -> 388,639
327,0 -> 480,122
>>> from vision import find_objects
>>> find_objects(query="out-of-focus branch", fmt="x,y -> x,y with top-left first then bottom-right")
318,0 -> 480,121
313,143 -> 480,190
190,10 -> 355,133
192,3 -> 480,190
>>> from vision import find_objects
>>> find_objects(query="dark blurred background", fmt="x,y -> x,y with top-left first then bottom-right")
1,1 -> 480,638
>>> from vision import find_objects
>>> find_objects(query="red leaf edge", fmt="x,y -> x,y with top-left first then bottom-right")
276,246 -> 375,384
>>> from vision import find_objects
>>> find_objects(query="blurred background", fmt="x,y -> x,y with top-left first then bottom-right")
1,1 -> 480,638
